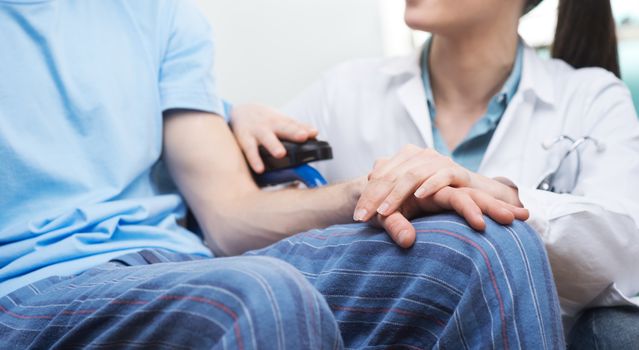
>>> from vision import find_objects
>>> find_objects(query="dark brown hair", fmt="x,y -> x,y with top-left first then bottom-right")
547,0 -> 621,78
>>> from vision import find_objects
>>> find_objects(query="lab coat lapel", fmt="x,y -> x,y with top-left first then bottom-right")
381,50 -> 434,148
480,46 -> 556,174
397,75 -> 435,149
480,92 -> 535,173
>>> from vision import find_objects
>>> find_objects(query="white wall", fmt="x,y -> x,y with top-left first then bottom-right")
194,0 -> 579,107
196,0 -> 386,107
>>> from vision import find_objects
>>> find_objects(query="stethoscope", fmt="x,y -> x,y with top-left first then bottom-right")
536,135 -> 606,194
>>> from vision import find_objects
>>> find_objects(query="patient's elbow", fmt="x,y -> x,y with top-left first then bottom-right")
199,208 -> 280,257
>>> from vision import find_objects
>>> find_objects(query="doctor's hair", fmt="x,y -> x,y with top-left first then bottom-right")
551,0 -> 621,78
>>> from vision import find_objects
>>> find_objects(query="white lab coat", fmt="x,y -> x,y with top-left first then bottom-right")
283,45 -> 639,327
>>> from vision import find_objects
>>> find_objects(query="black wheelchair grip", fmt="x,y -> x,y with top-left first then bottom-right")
258,139 -> 333,172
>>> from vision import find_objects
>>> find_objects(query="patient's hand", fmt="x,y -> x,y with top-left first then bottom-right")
230,104 -> 318,173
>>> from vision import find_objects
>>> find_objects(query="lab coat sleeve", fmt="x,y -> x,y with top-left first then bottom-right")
517,73 -> 639,318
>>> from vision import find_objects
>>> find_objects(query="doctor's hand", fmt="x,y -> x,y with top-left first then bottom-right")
365,185 -> 529,248
230,104 -> 318,173
354,145 -> 525,221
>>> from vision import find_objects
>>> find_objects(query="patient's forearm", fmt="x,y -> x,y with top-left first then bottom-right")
205,179 -> 363,256
163,110 -> 363,256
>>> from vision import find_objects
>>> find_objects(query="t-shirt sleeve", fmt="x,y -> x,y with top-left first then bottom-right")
159,0 -> 225,118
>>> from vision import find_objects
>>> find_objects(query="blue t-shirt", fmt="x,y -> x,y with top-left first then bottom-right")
0,0 -> 224,296
422,40 -> 524,172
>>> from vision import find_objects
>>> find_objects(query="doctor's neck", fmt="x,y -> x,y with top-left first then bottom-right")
428,24 -> 519,110
426,0 -> 620,110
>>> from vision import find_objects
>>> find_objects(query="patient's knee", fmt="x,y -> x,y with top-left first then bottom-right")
411,214 -> 550,276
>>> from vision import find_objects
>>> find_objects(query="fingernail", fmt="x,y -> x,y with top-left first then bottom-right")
414,188 -> 426,198
398,230 -> 409,246
353,209 -> 368,221
475,216 -> 486,230
377,202 -> 390,215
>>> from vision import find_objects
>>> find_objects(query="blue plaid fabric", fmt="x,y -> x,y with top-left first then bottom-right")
0,214 -> 564,349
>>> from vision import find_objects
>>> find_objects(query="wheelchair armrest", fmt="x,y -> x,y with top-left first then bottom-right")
256,164 -> 328,189
254,139 -> 333,188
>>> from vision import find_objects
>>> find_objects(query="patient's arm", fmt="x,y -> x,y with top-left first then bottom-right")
165,109 -> 531,253
163,110 -> 362,256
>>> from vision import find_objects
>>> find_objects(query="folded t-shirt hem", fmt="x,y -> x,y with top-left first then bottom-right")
161,89 -> 226,120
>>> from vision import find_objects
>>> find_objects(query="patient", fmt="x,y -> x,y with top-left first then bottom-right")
232,0 -> 639,347
0,0 -> 563,348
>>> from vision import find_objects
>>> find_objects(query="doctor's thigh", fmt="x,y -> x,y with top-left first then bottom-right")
568,306 -> 639,349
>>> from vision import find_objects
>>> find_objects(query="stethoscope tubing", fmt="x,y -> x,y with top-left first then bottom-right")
537,135 -> 605,193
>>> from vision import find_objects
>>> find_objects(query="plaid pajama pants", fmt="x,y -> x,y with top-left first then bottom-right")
0,214 -> 565,349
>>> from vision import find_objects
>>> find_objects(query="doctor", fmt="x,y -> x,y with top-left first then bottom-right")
231,0 -> 639,343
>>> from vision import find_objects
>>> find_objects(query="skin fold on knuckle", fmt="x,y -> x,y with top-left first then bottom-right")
370,189 -> 393,210
368,168 -> 385,181
274,123 -> 292,135
240,139 -> 258,154
450,169 -> 464,185
266,137 -> 284,152
422,178 -> 447,198
380,172 -> 399,185
356,196 -> 378,215
442,169 -> 456,185
403,169 -> 422,184
288,122 -> 305,134
384,218 -> 405,240
383,192 -> 405,212
255,128 -> 273,142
